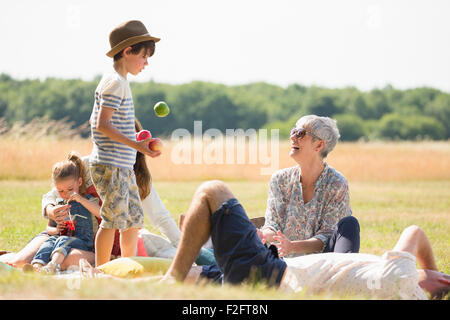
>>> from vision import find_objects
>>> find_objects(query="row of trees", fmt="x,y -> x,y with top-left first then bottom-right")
0,73 -> 449,140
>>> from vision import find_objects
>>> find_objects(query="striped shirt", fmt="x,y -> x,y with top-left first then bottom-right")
89,71 -> 137,169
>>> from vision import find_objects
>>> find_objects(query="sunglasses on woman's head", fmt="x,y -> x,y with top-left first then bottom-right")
290,127 -> 322,140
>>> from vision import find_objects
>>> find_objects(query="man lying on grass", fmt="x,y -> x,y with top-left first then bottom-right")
160,180 -> 449,300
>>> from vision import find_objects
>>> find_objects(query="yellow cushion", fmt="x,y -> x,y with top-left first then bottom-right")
97,256 -> 172,278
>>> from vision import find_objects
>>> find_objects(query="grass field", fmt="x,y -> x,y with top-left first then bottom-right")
0,138 -> 449,299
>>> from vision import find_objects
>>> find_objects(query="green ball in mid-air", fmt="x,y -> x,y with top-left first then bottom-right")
154,101 -> 170,117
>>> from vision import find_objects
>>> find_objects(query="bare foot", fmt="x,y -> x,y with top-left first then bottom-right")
159,274 -> 177,285
32,263 -> 44,273
41,262 -> 59,275
22,263 -> 34,272
79,258 -> 103,279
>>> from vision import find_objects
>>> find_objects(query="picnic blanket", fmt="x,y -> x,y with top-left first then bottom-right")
1,256 -> 172,281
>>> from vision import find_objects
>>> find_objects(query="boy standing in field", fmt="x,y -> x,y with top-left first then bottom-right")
89,20 -> 161,266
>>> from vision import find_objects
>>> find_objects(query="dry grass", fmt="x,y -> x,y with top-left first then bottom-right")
0,139 -> 92,180
1,136 -> 449,182
0,117 -> 89,140
328,141 -> 450,182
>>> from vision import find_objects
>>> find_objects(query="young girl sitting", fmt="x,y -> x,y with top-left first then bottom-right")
28,151 -> 101,273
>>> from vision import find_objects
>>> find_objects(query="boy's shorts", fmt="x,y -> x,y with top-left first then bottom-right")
201,198 -> 287,287
89,163 -> 144,231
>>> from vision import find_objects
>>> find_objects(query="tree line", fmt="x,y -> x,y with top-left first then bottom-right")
0,73 -> 449,141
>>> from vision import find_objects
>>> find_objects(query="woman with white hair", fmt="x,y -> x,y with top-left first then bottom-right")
197,114 -> 360,283
260,114 -> 360,257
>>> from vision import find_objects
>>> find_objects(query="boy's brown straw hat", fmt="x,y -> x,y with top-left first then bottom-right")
106,20 -> 160,57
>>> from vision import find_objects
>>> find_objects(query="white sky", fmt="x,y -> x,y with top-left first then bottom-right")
1,0 -> 449,92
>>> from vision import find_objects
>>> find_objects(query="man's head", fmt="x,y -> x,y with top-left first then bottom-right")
293,115 -> 340,159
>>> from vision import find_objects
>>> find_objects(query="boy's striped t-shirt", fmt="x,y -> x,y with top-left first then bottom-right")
89,71 -> 137,170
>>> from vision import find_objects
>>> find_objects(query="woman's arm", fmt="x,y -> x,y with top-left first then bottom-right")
313,181 -> 351,247
42,189 -> 57,218
42,189 -> 67,218
42,189 -> 71,223
273,231 -> 325,257
42,188 -> 73,222
141,185 -> 181,247
45,219 -> 63,236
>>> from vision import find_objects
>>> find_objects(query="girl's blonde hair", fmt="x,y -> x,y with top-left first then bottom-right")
52,151 -> 87,195
134,118 -> 152,200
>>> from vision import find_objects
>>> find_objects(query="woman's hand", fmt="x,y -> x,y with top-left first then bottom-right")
273,230 -> 293,257
46,204 -> 70,223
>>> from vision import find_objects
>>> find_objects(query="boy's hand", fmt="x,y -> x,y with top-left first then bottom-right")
136,138 -> 162,158
47,204 -> 70,223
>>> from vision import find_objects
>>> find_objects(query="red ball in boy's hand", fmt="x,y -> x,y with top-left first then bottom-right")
136,130 -> 152,141
149,138 -> 163,151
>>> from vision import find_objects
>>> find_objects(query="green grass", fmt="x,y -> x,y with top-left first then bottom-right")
0,179 -> 449,299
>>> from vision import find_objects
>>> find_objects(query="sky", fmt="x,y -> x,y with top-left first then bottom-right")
1,0 -> 449,92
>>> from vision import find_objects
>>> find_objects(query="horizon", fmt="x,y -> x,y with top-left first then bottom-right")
1,76 -> 448,95
1,72 -> 447,94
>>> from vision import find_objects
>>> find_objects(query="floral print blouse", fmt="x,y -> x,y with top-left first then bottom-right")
263,163 -> 351,257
